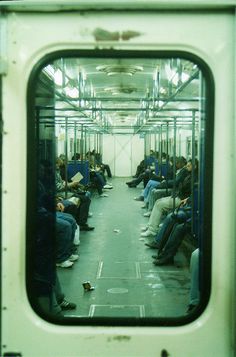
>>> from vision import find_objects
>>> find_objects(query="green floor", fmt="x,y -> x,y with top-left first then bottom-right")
58,177 -> 190,318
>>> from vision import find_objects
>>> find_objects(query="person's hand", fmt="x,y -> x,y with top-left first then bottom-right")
68,181 -> 79,188
56,202 -> 65,212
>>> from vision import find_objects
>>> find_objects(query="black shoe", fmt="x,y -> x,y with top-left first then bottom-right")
126,182 -> 136,188
145,241 -> 160,249
59,299 -> 76,310
80,225 -> 95,231
153,256 -> 174,266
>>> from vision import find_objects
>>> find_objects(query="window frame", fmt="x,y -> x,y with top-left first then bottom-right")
26,49 -> 214,326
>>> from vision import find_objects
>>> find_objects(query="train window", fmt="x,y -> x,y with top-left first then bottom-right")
27,52 -> 213,325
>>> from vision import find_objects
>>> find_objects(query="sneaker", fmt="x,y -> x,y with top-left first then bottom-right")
103,184 -> 113,189
141,229 -> 156,237
59,299 -> 76,310
56,260 -> 74,268
140,226 -> 148,232
141,203 -> 147,209
88,212 -> 93,217
100,193 -> 108,197
143,211 -> 151,217
69,254 -> 79,262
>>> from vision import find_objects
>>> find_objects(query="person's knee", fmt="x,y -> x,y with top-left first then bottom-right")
57,220 -> 72,236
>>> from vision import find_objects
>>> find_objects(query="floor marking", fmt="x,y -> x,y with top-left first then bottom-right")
135,262 -> 141,279
89,304 -> 146,318
96,261 -> 103,279
107,288 -> 129,294
96,261 -> 142,279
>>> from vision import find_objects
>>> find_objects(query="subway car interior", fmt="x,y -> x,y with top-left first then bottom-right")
29,53 -> 211,323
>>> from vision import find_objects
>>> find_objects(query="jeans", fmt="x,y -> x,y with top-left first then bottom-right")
56,212 -> 75,263
143,180 -> 161,202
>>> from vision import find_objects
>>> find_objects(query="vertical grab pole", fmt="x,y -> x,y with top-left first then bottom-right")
64,117 -> 68,199
154,127 -> 157,153
84,126 -> 87,159
191,111 -> 196,235
159,124 -> 163,175
165,121 -> 169,192
73,121 -> 77,161
172,117 -> 177,210
144,133 -> 147,164
99,133 -> 103,162
80,124 -> 84,162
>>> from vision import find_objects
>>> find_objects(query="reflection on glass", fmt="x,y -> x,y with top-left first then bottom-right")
30,56 -> 208,322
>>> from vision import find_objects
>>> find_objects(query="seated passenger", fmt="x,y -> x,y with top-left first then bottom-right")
55,158 -> 94,231
35,197 -> 77,315
126,167 -> 155,188
141,159 -> 197,237
134,157 -> 174,203
126,150 -> 158,188
143,156 -> 187,214
86,151 -> 113,196
148,199 -> 193,265
91,149 -> 112,178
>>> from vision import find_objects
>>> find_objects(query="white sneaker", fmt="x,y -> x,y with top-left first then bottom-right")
69,254 -> 79,262
100,193 -> 108,197
140,226 -> 148,232
56,260 -> 74,268
143,211 -> 151,217
141,229 -> 156,237
103,184 -> 113,189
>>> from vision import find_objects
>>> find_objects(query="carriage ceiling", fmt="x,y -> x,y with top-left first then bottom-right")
36,57 -> 201,134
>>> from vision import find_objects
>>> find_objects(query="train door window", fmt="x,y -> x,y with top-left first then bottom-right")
27,52 -> 213,325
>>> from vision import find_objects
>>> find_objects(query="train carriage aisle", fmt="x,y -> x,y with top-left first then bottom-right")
58,177 -> 191,318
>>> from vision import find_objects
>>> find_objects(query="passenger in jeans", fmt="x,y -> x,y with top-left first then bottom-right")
55,210 -> 79,268
140,159 -> 196,237
143,156 -> 187,214
35,206 -> 77,316
55,158 -> 94,231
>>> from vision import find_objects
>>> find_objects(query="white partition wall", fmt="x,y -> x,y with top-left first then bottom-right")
102,134 -> 144,177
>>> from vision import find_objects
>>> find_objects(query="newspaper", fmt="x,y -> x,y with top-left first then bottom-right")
71,171 -> 83,182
